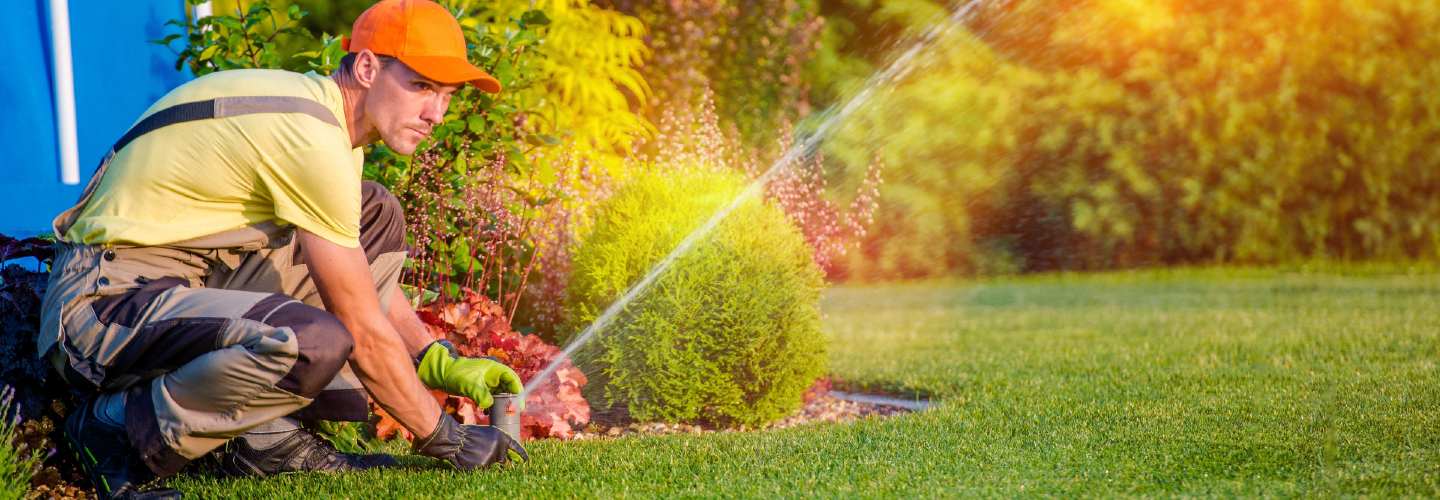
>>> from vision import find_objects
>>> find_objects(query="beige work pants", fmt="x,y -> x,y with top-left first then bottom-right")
42,182 -> 407,476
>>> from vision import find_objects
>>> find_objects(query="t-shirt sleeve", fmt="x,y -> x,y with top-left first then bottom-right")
259,146 -> 362,248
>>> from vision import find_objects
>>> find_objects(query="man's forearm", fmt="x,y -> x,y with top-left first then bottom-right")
386,286 -> 437,360
298,229 -> 441,439
343,310 -> 441,438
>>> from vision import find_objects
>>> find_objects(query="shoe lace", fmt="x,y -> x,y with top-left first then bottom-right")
292,431 -> 350,470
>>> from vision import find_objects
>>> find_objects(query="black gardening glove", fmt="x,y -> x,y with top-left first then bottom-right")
413,413 -> 528,470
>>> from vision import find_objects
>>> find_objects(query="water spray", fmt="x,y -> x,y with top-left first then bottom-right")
522,0 -> 990,398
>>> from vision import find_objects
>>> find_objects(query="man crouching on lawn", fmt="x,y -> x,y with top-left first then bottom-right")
37,1 -> 525,498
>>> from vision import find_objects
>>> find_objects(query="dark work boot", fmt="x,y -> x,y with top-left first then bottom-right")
64,394 -> 183,500
216,418 -> 397,477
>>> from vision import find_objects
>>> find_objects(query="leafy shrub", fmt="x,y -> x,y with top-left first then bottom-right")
566,170 -> 826,427
620,0 -> 885,282
163,0 -> 335,75
761,132 -> 883,277
374,291 -> 589,440
634,91 -> 884,280
824,0 -> 1440,278
618,0 -> 822,152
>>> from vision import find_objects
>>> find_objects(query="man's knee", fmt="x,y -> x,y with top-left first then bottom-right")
360,181 -> 406,262
251,299 -> 354,398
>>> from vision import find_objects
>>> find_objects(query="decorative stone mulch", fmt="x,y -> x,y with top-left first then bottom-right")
571,389 -> 919,440
23,483 -> 87,500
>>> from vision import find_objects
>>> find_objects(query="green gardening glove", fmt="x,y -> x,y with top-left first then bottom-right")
415,340 -> 524,410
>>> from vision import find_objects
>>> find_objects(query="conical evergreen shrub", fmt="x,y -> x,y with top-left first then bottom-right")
566,170 -> 826,426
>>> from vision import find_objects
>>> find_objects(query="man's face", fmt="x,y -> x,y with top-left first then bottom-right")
363,60 -> 461,155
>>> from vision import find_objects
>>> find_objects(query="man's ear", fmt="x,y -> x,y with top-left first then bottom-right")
353,49 -> 381,89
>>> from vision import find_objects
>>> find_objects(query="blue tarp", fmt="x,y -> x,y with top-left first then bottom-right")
0,1 -> 191,237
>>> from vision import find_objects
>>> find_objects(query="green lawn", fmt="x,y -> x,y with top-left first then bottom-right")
170,266 -> 1440,497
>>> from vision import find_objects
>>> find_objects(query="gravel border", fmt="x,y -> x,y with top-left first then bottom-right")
571,388 -> 923,440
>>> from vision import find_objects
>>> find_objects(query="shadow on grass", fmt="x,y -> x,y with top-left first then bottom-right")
827,378 -> 939,404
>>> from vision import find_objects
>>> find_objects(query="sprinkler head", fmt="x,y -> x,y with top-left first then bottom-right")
488,393 -> 522,440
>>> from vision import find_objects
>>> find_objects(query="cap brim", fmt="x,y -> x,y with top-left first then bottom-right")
400,55 -> 501,93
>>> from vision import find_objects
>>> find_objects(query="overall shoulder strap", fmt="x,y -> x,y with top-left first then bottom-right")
109,96 -> 340,155
53,95 -> 343,241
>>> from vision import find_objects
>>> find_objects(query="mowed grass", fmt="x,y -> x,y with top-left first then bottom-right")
170,266 -> 1440,497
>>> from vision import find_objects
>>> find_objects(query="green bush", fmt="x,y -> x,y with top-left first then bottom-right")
566,171 -> 826,427
823,0 -> 1440,279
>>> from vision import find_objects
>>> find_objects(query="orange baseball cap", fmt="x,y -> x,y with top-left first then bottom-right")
343,0 -> 501,93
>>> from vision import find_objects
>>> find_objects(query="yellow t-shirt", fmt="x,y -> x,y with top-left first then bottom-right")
64,69 -> 364,248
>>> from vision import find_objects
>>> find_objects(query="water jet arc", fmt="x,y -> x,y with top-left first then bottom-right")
522,0 -> 989,398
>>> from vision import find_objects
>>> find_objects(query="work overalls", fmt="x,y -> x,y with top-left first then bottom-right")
38,96 -> 407,477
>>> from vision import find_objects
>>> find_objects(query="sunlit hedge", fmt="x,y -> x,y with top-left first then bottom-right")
827,0 -> 1440,279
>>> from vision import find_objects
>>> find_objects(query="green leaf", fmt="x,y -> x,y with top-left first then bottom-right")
198,45 -> 221,62
467,115 -> 487,134
454,156 -> 469,176
524,134 -> 560,147
492,57 -> 515,84
216,16 -> 243,31
520,10 -> 551,27
451,239 -> 472,262
152,33 -> 182,46
401,284 -> 440,308
245,2 -> 268,19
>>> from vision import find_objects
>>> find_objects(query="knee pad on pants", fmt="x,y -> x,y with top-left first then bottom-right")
249,297 -> 355,398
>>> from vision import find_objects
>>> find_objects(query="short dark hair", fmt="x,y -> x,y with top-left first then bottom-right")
337,52 -> 399,77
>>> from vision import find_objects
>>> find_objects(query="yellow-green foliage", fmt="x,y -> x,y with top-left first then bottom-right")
566,171 -> 826,426
828,0 -> 1440,278
471,0 -> 654,179
826,27 -> 1034,278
